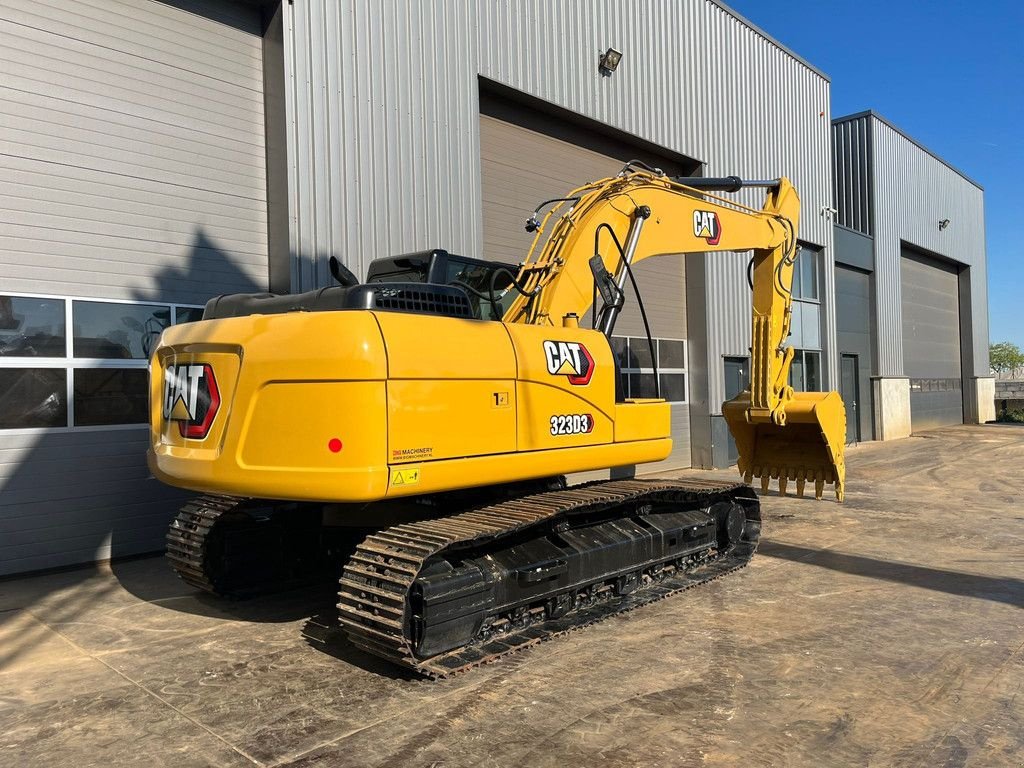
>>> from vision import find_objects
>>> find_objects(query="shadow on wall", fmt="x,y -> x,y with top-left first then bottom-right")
0,228 -> 264,661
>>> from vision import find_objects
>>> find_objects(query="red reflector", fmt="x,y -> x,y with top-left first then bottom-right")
328,438 -> 343,453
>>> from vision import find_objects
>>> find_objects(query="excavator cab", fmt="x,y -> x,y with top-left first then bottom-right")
366,249 -> 519,320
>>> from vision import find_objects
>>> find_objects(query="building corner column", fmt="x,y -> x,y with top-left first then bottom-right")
872,376 -> 911,440
966,377 -> 996,423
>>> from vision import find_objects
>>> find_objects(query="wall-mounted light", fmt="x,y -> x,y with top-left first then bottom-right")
598,48 -> 622,77
938,218 -> 951,231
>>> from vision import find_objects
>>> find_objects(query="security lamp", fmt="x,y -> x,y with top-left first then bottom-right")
938,218 -> 951,231
599,47 -> 622,77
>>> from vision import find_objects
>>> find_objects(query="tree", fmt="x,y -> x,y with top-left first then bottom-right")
990,341 -> 1024,374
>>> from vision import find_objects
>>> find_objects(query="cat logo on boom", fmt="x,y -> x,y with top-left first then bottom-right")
162,363 -> 220,439
543,340 -> 594,385
693,210 -> 722,246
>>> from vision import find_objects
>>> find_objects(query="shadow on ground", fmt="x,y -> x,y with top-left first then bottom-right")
760,541 -> 1024,609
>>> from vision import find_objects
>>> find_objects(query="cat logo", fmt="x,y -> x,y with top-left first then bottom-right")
543,340 -> 594,385
162,363 -> 220,439
693,210 -> 722,246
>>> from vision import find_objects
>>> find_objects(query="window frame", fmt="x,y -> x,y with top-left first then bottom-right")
791,245 -> 821,305
614,336 -> 689,404
789,348 -> 823,393
0,292 -> 203,434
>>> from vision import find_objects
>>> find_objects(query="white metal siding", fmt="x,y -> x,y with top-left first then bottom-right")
0,0 -> 268,304
282,0 -> 835,408
0,0 -> 266,575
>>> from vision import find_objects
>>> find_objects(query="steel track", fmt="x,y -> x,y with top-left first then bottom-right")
337,478 -> 760,677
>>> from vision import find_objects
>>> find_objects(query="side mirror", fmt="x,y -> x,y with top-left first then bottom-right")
329,256 -> 359,287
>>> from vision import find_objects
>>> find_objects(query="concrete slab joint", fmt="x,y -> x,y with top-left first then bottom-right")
872,376 -> 912,440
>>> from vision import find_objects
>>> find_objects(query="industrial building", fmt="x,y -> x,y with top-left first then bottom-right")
0,0 -> 991,575
832,111 -> 993,440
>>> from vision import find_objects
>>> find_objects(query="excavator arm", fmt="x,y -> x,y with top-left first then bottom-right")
503,169 -> 846,500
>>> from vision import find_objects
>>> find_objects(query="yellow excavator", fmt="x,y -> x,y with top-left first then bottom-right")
149,166 -> 845,676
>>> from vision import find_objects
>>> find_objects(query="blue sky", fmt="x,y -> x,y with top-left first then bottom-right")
727,0 -> 1023,346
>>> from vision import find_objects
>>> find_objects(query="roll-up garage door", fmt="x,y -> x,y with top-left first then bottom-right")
479,93 -> 695,469
0,0 -> 267,576
900,248 -> 963,430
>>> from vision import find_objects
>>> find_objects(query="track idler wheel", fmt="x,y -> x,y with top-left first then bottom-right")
712,501 -> 746,551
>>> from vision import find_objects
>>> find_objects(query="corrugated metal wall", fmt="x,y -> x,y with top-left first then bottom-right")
832,114 -> 872,235
0,0 -> 269,303
867,116 -> 987,377
0,0 -> 266,575
282,0 -> 835,407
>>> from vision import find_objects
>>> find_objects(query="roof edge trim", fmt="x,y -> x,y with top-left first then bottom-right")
707,0 -> 831,82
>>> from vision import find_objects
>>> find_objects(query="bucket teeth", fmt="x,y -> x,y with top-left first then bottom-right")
741,468 -> 844,501
741,464 -> 843,503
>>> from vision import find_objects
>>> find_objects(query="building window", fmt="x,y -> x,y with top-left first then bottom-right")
790,349 -> 822,392
611,336 -> 688,403
791,247 -> 819,301
788,244 -> 822,391
0,294 -> 203,432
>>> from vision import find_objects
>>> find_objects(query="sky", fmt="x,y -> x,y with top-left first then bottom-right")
726,0 -> 1024,346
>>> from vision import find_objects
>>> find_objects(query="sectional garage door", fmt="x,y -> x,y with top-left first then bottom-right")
0,0 -> 268,299
479,99 -> 692,469
900,248 -> 964,430
0,0 -> 267,575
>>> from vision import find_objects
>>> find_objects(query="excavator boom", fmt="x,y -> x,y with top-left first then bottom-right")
502,169 -> 845,500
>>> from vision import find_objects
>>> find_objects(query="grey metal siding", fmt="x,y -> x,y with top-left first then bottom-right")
0,0 -> 266,575
831,114 -> 872,235
0,430 -> 190,577
282,0 -> 835,410
834,224 -> 874,272
0,0 -> 269,304
867,116 -> 987,378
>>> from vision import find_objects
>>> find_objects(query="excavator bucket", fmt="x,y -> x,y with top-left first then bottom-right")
722,391 -> 847,501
